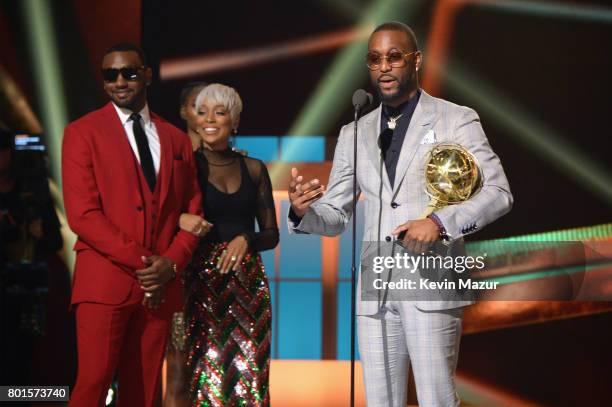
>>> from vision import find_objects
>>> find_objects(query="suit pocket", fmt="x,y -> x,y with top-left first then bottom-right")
72,249 -> 134,306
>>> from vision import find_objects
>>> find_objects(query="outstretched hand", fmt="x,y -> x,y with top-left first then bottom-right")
288,167 -> 325,218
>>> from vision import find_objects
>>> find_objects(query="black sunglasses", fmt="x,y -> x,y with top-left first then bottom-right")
101,66 -> 145,83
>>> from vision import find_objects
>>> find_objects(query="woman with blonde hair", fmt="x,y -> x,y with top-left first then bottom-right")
178,83 -> 278,406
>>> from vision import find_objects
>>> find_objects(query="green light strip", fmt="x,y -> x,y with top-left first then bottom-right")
21,0 -> 74,268
467,223 -> 612,258
482,261 -> 612,286
474,223 -> 612,244
441,61 -> 612,206
499,223 -> 612,242
21,0 -> 68,189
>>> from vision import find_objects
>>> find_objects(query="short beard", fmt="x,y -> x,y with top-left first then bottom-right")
374,78 -> 412,104
371,70 -> 418,105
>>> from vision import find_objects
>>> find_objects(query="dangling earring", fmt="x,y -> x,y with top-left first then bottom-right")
229,128 -> 238,151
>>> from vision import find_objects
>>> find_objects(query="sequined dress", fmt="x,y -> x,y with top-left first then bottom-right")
184,149 -> 279,407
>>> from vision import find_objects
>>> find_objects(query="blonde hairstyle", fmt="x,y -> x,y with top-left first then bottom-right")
194,83 -> 243,125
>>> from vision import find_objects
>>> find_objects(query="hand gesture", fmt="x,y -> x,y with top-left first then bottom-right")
288,167 -> 325,218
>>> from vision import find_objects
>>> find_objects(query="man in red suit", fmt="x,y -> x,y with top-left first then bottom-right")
62,43 -> 202,406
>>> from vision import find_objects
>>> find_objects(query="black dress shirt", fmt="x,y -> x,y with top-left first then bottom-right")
379,90 -> 421,188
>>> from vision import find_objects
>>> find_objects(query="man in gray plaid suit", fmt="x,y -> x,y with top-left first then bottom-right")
288,22 -> 512,406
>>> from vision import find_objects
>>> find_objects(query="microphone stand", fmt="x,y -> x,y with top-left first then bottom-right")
350,105 -> 359,407
349,89 -> 370,407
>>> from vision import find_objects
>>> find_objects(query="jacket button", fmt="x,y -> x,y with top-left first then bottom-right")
136,206 -> 143,211
385,236 -> 391,242
391,202 -> 398,209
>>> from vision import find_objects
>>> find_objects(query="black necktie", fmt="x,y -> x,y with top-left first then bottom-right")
130,113 -> 156,192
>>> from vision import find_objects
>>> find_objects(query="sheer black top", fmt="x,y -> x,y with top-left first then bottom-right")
194,148 -> 279,252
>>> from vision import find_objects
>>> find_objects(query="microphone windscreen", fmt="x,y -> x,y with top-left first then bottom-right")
352,89 -> 370,109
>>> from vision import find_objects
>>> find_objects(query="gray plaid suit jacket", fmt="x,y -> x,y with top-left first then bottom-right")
289,90 -> 513,313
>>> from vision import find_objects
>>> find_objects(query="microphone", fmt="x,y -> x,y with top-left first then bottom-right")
352,89 -> 373,111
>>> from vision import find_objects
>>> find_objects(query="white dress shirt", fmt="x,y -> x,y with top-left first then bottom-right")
112,103 -> 161,175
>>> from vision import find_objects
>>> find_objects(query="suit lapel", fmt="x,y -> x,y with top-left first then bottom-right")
362,105 -> 393,194
392,91 -> 435,196
152,115 -> 173,206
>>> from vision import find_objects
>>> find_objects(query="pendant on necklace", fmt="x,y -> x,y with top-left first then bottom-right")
387,113 -> 402,130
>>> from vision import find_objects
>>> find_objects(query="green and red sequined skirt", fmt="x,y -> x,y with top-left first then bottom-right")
184,242 -> 271,407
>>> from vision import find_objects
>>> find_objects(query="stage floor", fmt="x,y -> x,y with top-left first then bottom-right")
267,360 -> 540,407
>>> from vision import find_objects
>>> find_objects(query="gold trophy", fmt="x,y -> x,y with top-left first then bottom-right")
421,143 -> 483,217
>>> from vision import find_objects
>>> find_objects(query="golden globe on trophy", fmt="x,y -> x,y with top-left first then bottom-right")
421,143 -> 483,218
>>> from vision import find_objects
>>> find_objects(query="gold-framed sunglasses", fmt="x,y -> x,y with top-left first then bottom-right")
365,50 -> 418,70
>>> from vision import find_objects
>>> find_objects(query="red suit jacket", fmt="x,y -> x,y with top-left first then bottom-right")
62,102 -> 202,312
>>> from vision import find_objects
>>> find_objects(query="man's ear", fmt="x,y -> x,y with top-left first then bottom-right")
180,105 -> 187,120
415,51 -> 423,72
